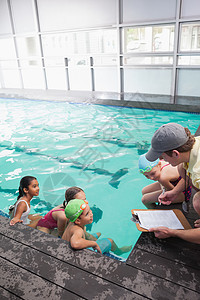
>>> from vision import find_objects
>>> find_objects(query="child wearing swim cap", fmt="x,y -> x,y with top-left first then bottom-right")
62,199 -> 132,255
138,154 -> 191,209
37,186 -> 101,239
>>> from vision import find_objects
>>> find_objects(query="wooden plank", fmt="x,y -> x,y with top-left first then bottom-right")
155,203 -> 183,211
0,257 -> 80,300
0,287 -> 21,300
185,205 -> 199,222
1,217 -> 200,299
0,234 -> 138,300
128,247 -> 200,293
185,217 -> 196,227
128,233 -> 200,270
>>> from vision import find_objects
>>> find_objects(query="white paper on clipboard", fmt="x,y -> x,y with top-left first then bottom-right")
133,210 -> 184,230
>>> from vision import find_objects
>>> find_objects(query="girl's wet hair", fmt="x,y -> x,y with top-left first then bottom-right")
17,176 -> 37,200
63,186 -> 84,208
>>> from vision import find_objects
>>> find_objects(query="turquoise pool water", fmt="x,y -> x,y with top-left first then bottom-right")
0,98 -> 199,259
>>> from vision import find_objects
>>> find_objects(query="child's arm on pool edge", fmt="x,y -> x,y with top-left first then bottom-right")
10,202 -> 25,225
70,227 -> 102,253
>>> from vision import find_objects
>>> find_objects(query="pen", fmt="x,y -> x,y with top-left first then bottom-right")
159,187 -> 165,205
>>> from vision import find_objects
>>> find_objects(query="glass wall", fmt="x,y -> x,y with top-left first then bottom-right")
124,25 -> 174,53
0,0 -> 200,105
177,19 -> 200,104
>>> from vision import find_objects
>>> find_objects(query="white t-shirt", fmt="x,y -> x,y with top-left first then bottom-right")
14,199 -> 31,224
183,136 -> 200,190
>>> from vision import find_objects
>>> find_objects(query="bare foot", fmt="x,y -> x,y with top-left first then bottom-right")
114,245 -> 132,255
194,219 -> 200,228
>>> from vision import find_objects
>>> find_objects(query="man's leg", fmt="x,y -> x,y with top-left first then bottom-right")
193,191 -> 200,227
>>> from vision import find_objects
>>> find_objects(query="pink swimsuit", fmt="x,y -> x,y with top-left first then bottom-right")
37,208 -> 65,229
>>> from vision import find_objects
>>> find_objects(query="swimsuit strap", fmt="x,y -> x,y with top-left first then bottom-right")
160,163 -> 170,171
50,208 -> 65,217
15,199 -> 30,212
51,208 -> 65,213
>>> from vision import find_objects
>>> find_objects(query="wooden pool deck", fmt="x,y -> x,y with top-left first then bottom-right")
0,203 -> 200,300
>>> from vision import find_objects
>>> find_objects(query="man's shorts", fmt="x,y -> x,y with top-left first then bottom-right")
88,238 -> 112,254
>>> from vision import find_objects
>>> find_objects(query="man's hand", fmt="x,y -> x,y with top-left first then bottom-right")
158,190 -> 177,205
149,227 -> 174,239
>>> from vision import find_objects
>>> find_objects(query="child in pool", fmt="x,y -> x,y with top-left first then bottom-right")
62,199 -> 132,255
138,154 -> 191,209
37,186 -> 101,239
9,176 -> 41,227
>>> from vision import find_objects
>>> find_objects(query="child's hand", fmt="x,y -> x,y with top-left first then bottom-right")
10,217 -> 23,226
93,243 -> 102,254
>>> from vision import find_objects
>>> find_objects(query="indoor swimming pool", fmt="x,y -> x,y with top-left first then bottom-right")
0,98 -> 199,259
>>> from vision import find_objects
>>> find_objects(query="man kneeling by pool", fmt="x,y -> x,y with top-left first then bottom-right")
62,199 -> 132,255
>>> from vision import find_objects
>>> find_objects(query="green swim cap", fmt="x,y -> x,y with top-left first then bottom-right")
65,199 -> 87,222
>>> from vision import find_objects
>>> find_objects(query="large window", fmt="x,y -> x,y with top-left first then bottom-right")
180,23 -> 200,51
0,0 -> 200,105
41,29 -> 117,91
178,23 -> 200,68
41,29 -> 117,57
124,25 -> 174,53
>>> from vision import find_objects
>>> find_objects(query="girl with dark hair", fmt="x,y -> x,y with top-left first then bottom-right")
10,176 -> 41,226
63,186 -> 85,207
37,186 -> 84,237
37,186 -> 101,239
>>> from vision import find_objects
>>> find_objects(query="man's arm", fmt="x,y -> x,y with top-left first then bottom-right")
158,178 -> 186,204
159,163 -> 189,204
149,227 -> 200,244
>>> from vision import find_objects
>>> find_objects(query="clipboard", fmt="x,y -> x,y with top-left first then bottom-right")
131,209 -> 192,232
